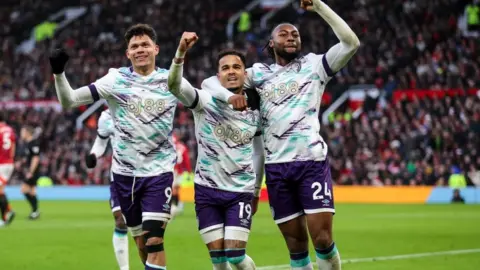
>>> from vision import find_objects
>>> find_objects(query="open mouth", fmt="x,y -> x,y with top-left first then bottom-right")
227,76 -> 238,82
135,55 -> 147,61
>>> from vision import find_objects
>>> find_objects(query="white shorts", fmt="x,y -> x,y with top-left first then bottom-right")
0,164 -> 14,186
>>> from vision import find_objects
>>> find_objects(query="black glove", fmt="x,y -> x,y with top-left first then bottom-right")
49,48 -> 69,74
85,153 -> 97,168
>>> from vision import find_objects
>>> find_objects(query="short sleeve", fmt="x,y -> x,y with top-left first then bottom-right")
89,68 -> 118,101
30,142 -> 40,156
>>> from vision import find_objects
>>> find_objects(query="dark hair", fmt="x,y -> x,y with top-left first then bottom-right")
263,39 -> 275,59
0,112 -> 5,122
124,24 -> 157,45
216,49 -> 247,70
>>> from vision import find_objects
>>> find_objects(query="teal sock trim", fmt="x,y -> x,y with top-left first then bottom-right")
316,246 -> 338,260
290,256 -> 311,267
228,255 -> 246,265
212,256 -> 228,264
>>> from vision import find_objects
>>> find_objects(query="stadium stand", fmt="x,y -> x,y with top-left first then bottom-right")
1,0 -> 479,185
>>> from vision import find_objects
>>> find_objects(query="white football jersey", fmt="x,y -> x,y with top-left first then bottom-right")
246,53 -> 332,164
90,67 -> 177,177
190,88 -> 262,193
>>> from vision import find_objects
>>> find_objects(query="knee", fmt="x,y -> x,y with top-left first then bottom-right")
142,220 -> 166,253
313,229 -> 332,249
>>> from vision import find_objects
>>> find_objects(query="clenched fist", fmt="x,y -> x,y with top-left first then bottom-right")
300,0 -> 315,11
228,94 -> 248,111
49,48 -> 70,74
177,32 -> 199,54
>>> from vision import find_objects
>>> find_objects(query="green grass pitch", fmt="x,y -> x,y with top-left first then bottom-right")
1,201 -> 479,269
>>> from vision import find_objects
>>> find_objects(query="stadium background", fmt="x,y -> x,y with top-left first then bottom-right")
0,0 -> 480,269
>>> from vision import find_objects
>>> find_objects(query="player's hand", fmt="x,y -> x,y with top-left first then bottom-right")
85,153 -> 97,168
300,0 -> 315,11
228,94 -> 248,111
49,48 -> 70,74
252,197 -> 260,215
25,172 -> 33,180
177,32 -> 199,54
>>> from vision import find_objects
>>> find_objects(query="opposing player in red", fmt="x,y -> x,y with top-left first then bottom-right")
0,113 -> 16,226
171,134 -> 192,218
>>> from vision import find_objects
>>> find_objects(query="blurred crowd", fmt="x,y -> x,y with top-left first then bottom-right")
326,93 -> 480,187
1,0 -> 479,185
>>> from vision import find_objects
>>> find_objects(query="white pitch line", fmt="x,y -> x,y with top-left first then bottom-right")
256,248 -> 480,270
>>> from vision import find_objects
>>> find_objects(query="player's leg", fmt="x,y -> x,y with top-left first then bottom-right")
112,173 -> 146,265
0,178 -> 8,220
0,165 -> 15,225
110,183 -> 129,270
195,184 -> 232,270
299,160 -> 340,270
170,173 -> 182,218
265,163 -> 314,270
21,177 -> 39,219
224,192 -> 256,270
140,173 -> 175,270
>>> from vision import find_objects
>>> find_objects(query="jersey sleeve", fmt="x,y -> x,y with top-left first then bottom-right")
190,89 -> 212,112
30,141 -> 40,156
97,111 -> 114,139
307,53 -> 335,82
245,88 -> 262,136
244,68 -> 254,89
89,68 -> 118,100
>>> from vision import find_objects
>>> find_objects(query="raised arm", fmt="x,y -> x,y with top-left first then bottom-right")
167,32 -> 202,109
306,0 -> 360,74
50,49 -> 96,109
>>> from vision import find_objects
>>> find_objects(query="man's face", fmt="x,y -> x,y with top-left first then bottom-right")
217,55 -> 247,91
126,35 -> 159,69
269,24 -> 302,61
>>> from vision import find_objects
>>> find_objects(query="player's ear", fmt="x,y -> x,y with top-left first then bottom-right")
125,49 -> 130,60
268,39 -> 274,48
154,44 -> 160,56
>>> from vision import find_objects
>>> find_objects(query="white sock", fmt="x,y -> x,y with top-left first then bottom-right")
113,229 -> 129,270
316,246 -> 341,270
213,262 -> 233,270
232,255 -> 256,270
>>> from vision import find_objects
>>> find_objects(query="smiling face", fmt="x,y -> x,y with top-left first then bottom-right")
217,53 -> 247,92
269,23 -> 302,61
126,34 -> 159,71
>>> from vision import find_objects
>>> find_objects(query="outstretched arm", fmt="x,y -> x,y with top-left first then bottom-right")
201,69 -> 253,111
307,0 -> 360,74
50,49 -> 97,109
